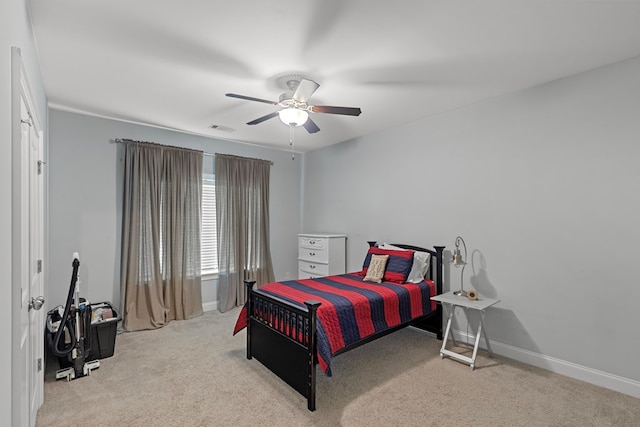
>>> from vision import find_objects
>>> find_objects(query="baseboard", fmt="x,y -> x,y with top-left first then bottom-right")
451,329 -> 640,399
202,301 -> 217,312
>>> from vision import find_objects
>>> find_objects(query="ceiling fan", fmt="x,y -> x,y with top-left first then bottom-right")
225,77 -> 361,134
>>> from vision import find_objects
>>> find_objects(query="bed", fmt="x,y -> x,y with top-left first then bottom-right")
233,242 -> 445,411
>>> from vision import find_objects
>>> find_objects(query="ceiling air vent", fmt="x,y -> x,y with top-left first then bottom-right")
209,124 -> 236,133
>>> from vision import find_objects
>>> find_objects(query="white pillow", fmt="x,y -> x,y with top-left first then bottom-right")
378,243 -> 431,283
407,251 -> 431,283
378,243 -> 404,251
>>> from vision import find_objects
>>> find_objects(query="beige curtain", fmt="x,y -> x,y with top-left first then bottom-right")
120,141 -> 203,331
216,154 -> 275,313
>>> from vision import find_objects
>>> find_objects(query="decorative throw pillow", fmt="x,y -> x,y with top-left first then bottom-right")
377,243 -> 431,283
360,247 -> 414,283
363,254 -> 389,283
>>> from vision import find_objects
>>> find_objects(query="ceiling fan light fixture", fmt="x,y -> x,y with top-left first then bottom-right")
278,108 -> 308,126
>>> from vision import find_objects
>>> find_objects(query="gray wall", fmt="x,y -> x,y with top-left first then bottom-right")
302,56 -> 640,394
2,0 -> 49,421
48,110 -> 301,312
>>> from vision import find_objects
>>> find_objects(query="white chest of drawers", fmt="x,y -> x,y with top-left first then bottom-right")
298,234 -> 347,279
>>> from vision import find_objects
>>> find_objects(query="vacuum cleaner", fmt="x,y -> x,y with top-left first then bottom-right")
48,253 -> 100,381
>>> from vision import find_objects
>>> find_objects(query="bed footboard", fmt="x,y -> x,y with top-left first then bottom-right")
245,281 -> 320,411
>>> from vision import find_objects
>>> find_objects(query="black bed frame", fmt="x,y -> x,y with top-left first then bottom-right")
243,243 -> 445,411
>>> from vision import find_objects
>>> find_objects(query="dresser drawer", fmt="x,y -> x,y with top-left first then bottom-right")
298,246 -> 328,263
298,260 -> 329,276
298,270 -> 323,280
299,236 -> 328,250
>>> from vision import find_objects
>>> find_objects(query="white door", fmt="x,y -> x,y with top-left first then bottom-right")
27,97 -> 44,425
12,46 -> 45,427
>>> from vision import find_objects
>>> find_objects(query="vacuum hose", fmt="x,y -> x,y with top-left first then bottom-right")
51,255 -> 80,358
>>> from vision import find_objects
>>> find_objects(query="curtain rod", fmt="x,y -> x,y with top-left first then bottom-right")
113,138 -> 274,165
213,153 -> 274,166
114,138 -> 212,157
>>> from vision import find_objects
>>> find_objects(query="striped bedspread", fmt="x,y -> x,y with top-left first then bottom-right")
233,273 -> 436,376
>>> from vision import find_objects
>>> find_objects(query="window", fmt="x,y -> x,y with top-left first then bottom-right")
201,174 -> 218,276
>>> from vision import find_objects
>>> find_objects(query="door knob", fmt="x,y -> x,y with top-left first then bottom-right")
29,296 -> 45,311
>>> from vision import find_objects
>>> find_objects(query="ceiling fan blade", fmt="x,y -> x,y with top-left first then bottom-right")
226,93 -> 278,105
311,105 -> 362,116
303,117 -> 320,134
247,111 -> 279,125
292,79 -> 320,103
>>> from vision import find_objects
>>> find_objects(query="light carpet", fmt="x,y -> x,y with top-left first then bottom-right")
36,308 -> 640,427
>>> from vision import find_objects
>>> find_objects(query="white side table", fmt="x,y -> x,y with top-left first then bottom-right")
431,291 -> 500,370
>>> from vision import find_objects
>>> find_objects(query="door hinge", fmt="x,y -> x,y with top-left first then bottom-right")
37,358 -> 42,372
37,259 -> 42,273
37,160 -> 46,175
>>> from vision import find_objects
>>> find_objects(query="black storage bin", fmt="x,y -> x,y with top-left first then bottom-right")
87,302 -> 121,361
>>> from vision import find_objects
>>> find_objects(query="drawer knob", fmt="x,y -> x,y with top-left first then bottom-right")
310,265 -> 316,269
309,252 -> 315,256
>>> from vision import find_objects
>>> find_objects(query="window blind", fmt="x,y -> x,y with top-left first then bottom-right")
201,176 -> 218,275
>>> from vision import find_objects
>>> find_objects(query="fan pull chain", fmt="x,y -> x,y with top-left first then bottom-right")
289,125 -> 295,160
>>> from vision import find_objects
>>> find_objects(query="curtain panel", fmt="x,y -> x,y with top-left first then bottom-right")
215,154 -> 275,313
120,141 -> 203,331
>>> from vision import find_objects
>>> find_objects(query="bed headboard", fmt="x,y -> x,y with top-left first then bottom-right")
368,241 -> 445,296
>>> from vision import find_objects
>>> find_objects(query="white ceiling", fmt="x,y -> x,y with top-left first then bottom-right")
28,1 -> 640,152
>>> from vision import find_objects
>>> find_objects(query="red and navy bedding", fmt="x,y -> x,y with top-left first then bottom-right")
233,273 -> 436,376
